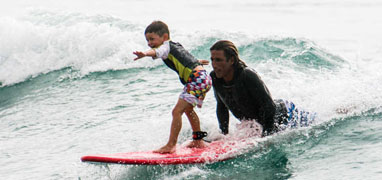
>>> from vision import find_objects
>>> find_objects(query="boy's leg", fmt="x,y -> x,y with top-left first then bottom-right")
154,70 -> 210,153
154,98 -> 191,153
184,107 -> 207,148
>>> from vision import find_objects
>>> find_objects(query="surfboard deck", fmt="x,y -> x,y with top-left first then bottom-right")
81,139 -> 255,165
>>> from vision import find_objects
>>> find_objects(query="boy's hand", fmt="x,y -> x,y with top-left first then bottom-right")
133,51 -> 146,60
198,59 -> 209,65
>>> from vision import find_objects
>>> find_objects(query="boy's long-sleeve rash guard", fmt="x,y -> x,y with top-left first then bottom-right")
154,40 -> 200,84
211,67 -> 282,135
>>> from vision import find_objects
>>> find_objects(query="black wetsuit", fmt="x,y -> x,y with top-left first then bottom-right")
210,67 -> 287,135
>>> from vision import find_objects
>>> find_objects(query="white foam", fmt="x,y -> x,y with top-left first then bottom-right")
0,11 -> 160,86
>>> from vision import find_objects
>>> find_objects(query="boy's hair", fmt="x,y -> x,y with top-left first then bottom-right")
145,21 -> 170,38
210,40 -> 247,69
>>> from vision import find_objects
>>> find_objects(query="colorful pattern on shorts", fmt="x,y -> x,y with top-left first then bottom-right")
280,100 -> 316,130
179,70 -> 212,108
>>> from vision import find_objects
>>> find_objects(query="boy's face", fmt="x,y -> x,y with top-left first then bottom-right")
145,32 -> 166,48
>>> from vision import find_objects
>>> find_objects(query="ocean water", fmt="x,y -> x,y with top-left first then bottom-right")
1,0 -> 382,179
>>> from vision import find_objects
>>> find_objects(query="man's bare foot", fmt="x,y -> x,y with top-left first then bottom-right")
153,144 -> 176,154
186,140 -> 207,148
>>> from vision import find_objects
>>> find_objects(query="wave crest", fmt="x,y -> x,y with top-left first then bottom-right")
0,10 -> 347,87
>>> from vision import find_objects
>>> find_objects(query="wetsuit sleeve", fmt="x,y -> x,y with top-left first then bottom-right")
215,89 -> 229,135
243,68 -> 276,133
210,71 -> 230,135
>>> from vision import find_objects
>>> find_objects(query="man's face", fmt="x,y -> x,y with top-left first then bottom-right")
145,32 -> 166,48
210,50 -> 234,80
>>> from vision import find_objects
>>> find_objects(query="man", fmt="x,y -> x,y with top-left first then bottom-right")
209,40 -> 314,136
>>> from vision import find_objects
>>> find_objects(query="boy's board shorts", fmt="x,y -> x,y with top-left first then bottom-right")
179,70 -> 212,108
278,99 -> 317,130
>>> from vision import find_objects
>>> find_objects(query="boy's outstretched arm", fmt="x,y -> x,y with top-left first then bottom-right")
133,49 -> 156,60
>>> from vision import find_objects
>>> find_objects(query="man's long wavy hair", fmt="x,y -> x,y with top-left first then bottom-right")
210,40 -> 247,69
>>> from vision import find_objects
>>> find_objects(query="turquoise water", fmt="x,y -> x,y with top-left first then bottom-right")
1,0 -> 382,179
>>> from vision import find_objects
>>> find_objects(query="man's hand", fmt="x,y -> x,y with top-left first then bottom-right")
198,59 -> 210,65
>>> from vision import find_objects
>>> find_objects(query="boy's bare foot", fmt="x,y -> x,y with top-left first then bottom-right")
186,140 -> 207,149
153,144 -> 176,154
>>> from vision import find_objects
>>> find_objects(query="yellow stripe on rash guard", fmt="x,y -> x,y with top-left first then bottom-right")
168,54 -> 193,83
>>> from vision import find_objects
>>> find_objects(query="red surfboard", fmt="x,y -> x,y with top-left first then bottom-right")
81,139 -> 256,165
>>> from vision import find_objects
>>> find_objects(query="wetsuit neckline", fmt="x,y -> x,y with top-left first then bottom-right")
223,67 -> 244,86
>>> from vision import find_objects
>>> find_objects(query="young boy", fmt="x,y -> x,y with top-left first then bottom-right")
133,21 -> 212,154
